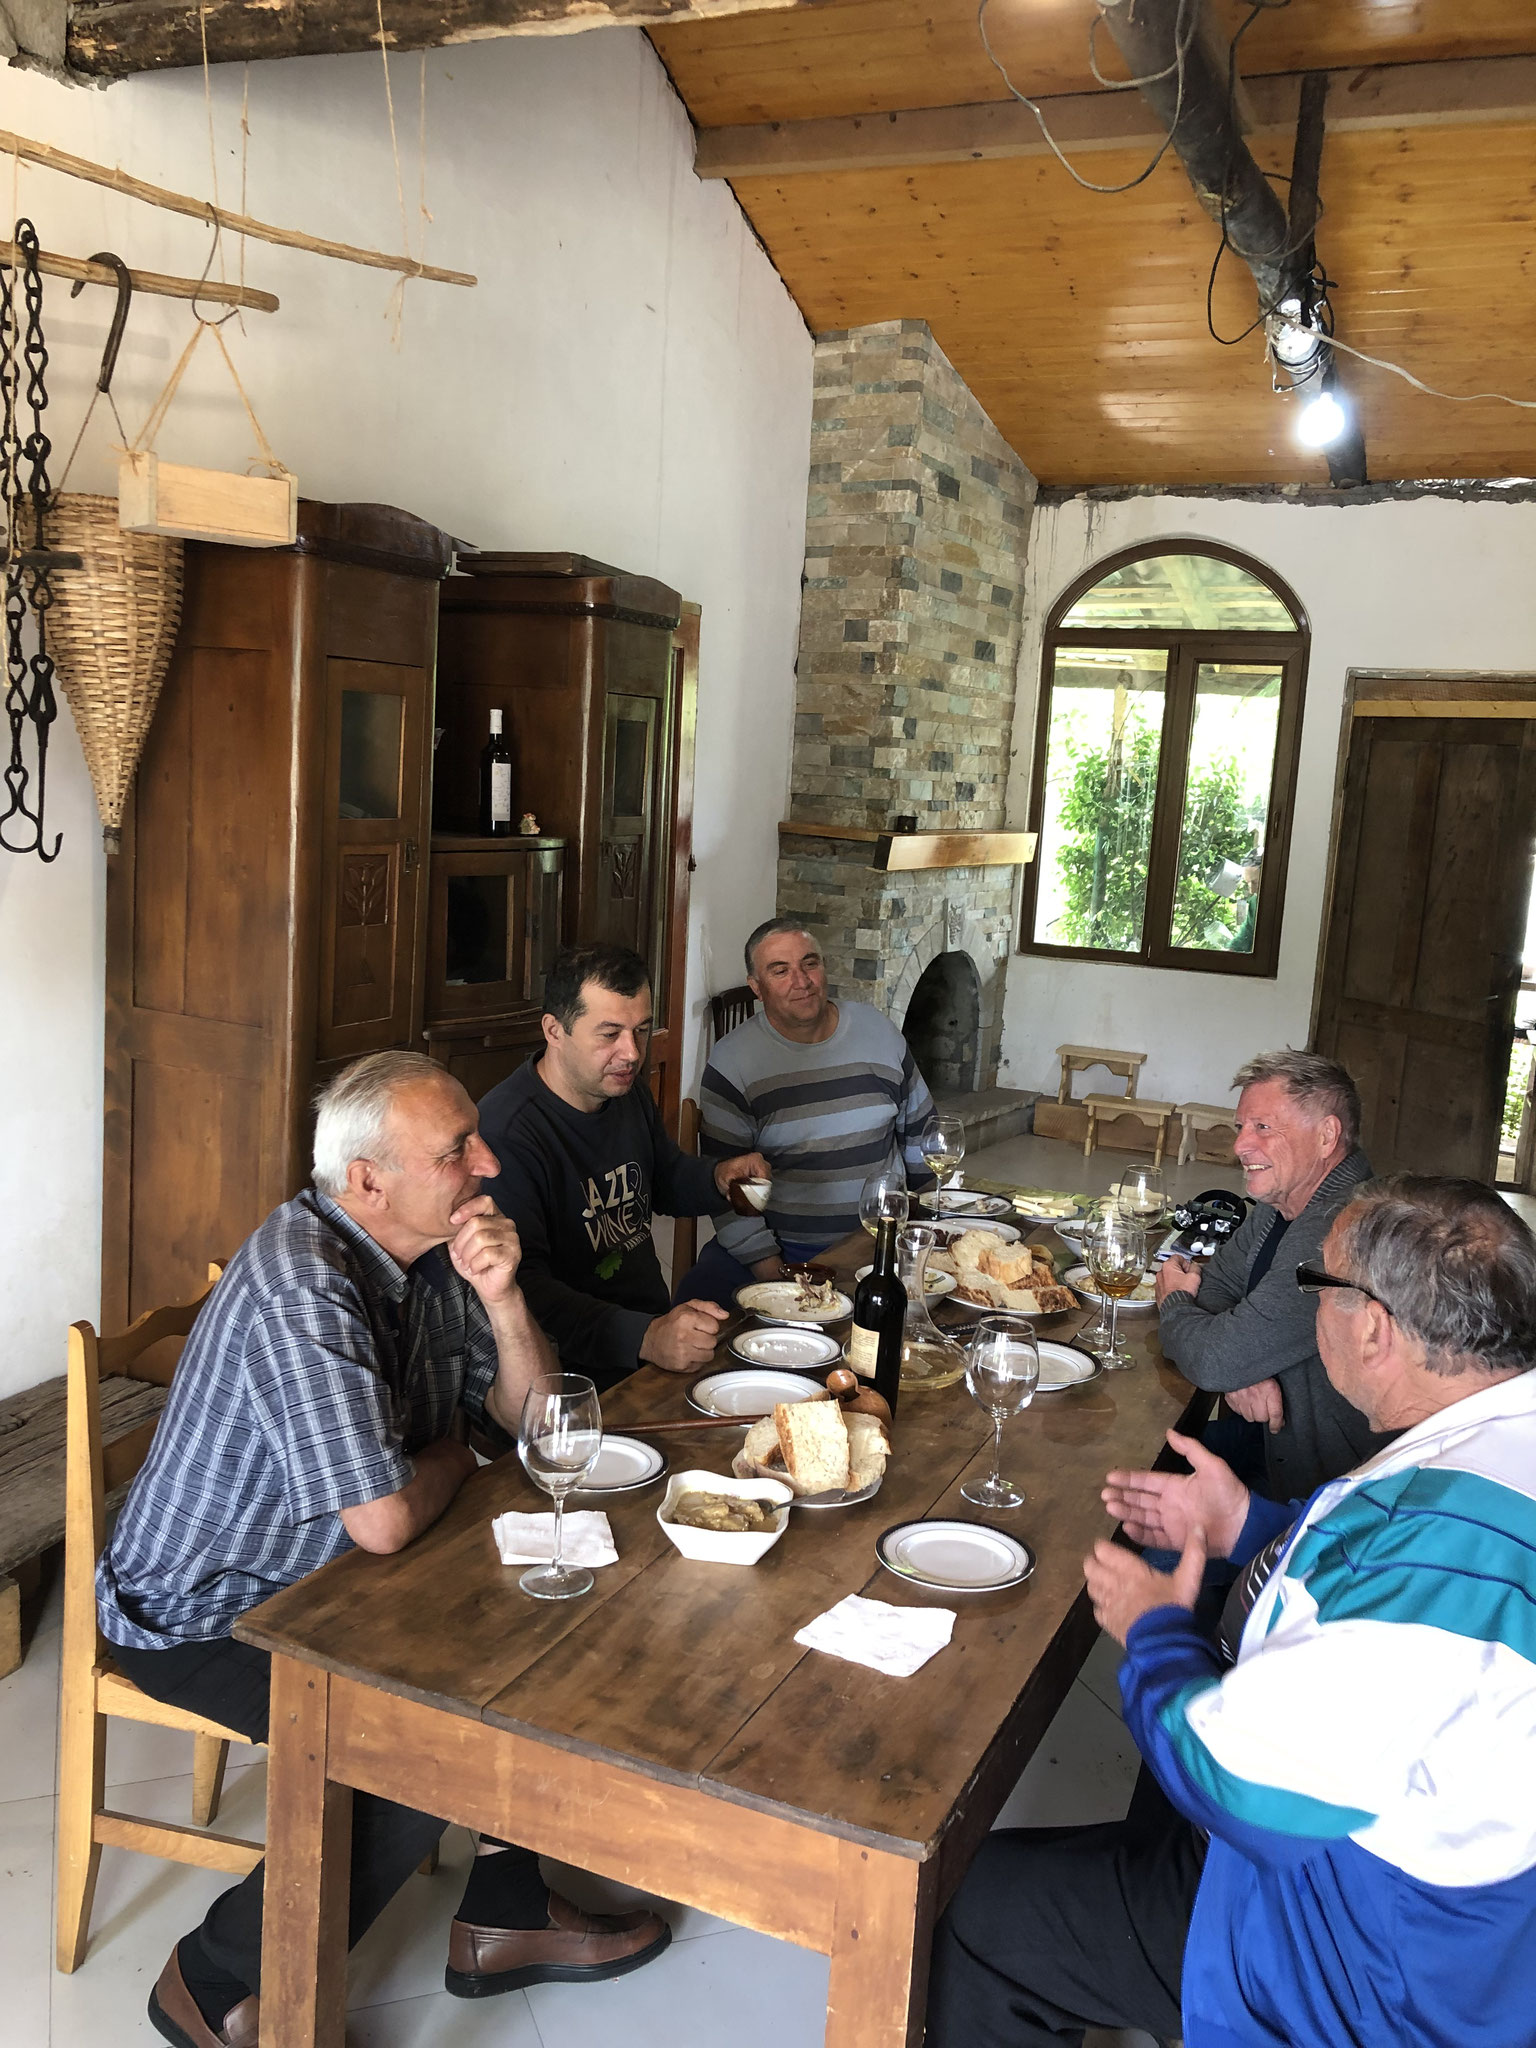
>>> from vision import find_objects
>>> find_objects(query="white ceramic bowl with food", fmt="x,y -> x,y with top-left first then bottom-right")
656,1470 -> 795,1565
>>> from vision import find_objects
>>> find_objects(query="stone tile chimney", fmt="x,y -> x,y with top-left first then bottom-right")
778,319 -> 1037,1090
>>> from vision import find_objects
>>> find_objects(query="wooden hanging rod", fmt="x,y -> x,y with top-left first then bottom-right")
0,240 -> 278,313
0,127 -> 477,289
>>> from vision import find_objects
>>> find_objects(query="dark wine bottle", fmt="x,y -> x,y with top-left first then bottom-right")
847,1213 -> 905,1417
479,709 -> 514,837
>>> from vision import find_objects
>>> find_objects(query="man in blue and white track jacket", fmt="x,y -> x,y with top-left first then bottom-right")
929,1173 -> 1536,2048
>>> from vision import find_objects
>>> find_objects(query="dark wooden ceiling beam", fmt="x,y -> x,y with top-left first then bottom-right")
692,54 -> 1536,179
66,0 -> 828,79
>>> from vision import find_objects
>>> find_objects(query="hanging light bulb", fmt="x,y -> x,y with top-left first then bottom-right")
1297,387 -> 1347,448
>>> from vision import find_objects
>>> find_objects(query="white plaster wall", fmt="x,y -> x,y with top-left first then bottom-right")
999,492 -> 1536,1108
0,36 -> 811,1398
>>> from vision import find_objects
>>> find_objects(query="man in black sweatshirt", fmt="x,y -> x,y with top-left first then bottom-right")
478,944 -> 770,1386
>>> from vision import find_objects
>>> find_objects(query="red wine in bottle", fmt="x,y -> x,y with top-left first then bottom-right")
479,709 -> 513,837
847,1212 -> 905,1417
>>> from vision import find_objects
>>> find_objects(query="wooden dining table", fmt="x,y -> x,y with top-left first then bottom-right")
236,1229 -> 1201,2048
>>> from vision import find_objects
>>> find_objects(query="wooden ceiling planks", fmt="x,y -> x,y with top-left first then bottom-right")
732,119 -> 1536,485
652,0 -> 1536,128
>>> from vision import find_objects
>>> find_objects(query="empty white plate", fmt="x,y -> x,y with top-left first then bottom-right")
876,1519 -> 1035,1592
1034,1340 -> 1103,1392
688,1367 -> 823,1418
576,1435 -> 667,1494
729,1326 -> 844,1370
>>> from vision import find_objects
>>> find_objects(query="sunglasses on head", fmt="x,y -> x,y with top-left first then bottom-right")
1295,1259 -> 1394,1317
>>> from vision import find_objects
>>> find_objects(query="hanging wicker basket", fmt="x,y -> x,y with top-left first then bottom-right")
42,493 -> 184,854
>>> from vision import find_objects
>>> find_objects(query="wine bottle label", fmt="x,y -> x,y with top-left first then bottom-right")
490,761 -> 512,823
845,1323 -> 879,1380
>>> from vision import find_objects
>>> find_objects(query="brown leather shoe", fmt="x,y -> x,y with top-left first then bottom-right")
445,1889 -> 672,1998
147,1948 -> 259,2048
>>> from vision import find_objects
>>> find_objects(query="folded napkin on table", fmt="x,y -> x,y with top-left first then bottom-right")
794,1593 -> 955,1678
492,1510 -> 618,1568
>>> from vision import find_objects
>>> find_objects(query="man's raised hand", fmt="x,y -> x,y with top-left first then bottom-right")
446,1195 -> 523,1306
1101,1427 -> 1250,1560
1084,1524 -> 1208,1648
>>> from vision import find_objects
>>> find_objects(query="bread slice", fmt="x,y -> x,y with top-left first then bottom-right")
844,1411 -> 891,1491
774,1400 -> 850,1494
732,1416 -> 788,1483
955,1272 -> 1006,1308
983,1243 -> 1035,1287
952,1229 -> 999,1272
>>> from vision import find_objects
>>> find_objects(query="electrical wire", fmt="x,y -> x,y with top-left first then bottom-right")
975,0 -> 1201,196
1319,332 -> 1536,411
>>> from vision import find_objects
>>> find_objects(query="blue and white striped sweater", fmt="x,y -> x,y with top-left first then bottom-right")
1121,1370 -> 1536,2048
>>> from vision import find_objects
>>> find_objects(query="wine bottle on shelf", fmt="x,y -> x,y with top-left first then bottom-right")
479,709 -> 514,837
847,1213 -> 905,1417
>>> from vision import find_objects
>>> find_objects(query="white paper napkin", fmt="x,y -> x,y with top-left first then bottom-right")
492,1510 -> 618,1568
794,1593 -> 956,1677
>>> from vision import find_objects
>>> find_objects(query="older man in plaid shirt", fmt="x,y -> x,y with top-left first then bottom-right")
100,1051 -> 671,2048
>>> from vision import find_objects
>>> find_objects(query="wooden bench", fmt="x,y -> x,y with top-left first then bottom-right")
1176,1101 -> 1240,1166
1083,1093 -> 1177,1168
0,1373 -> 168,1680
1055,1043 -> 1147,1103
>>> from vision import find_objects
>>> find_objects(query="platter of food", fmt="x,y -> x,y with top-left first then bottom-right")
855,1261 -> 957,1299
916,1190 -> 1015,1218
929,1231 -> 1078,1317
1064,1264 -> 1159,1313
731,1383 -> 890,1507
925,1216 -> 1022,1246
574,1435 -> 667,1495
1034,1340 -> 1104,1392
688,1368 -> 825,1417
728,1326 -> 845,1370
734,1276 -> 854,1326
1009,1187 -> 1085,1224
875,1519 -> 1035,1593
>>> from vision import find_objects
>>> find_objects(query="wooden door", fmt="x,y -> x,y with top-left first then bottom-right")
1314,710 -> 1536,1177
647,603 -> 699,1141
316,657 -> 432,1066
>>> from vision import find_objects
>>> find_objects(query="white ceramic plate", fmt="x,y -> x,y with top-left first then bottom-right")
1013,1195 -> 1086,1225
916,1191 -> 1015,1218
734,1280 -> 855,1327
1064,1264 -> 1159,1312
856,1262 -> 957,1299
876,1519 -> 1035,1592
575,1435 -> 667,1495
688,1367 -> 824,1418
925,1217 -> 1022,1247
792,1472 -> 885,1510
1034,1339 -> 1104,1393
728,1326 -> 844,1370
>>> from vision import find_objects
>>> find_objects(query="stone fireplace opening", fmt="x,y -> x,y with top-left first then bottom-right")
903,949 -> 982,1095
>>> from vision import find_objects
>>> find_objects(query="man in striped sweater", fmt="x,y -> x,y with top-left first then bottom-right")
929,1174 -> 1536,2048
681,919 -> 937,1303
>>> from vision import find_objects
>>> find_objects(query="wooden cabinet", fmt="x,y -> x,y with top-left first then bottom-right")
103,502 -> 454,1330
420,835 -> 566,1097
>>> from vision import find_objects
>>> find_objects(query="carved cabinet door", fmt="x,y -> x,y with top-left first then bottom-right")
317,655 -> 432,1064
597,691 -> 661,959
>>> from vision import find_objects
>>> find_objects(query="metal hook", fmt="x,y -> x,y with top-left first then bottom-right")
69,252 -> 132,394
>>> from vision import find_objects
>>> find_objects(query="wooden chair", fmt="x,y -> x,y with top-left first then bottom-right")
56,1268 -> 263,1974
709,984 -> 756,1041
671,1097 -> 702,1294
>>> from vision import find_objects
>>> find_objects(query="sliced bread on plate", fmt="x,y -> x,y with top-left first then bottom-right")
774,1400 -> 851,1494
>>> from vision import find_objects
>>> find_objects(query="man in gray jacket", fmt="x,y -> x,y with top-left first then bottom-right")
1155,1049 -> 1393,1498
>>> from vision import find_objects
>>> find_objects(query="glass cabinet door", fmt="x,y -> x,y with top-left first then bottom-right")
425,844 -> 566,1025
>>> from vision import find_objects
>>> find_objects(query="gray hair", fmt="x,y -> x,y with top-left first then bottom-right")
1231,1048 -> 1361,1149
312,1051 -> 447,1197
744,916 -> 820,980
1337,1173 -> 1536,1378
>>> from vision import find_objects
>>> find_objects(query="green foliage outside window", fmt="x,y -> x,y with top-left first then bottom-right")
1052,725 -> 1257,951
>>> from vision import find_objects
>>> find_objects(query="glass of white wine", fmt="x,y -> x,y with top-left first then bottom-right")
962,1317 -> 1039,1507
1088,1213 -> 1148,1372
922,1114 -> 966,1221
517,1373 -> 602,1600
859,1164 -> 910,1239
1118,1161 -> 1166,1229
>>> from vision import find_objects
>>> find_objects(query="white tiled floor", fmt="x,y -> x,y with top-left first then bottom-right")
9,1132 -> 1170,2045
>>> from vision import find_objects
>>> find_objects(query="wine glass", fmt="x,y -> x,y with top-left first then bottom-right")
1078,1216 -> 1113,1350
517,1373 -> 602,1600
859,1164 -> 910,1239
962,1317 -> 1039,1507
1117,1161 -> 1166,1229
1088,1213 -> 1148,1372
921,1114 -> 966,1221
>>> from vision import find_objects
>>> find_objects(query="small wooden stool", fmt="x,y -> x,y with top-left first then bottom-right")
1176,1102 -> 1239,1166
1083,1093 -> 1177,1167
1055,1043 -> 1147,1104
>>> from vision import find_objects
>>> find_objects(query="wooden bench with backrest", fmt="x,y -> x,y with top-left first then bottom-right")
56,1267 -> 265,1973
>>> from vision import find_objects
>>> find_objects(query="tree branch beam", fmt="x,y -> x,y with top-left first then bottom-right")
67,0 -> 829,78
692,55 -> 1536,180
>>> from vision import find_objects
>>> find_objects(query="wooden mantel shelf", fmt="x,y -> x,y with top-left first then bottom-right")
778,822 -> 1037,871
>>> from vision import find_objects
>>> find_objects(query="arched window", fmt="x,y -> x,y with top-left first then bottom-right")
1020,542 -> 1308,978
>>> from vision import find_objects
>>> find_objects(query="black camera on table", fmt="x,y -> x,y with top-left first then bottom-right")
1168,1189 -> 1250,1259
